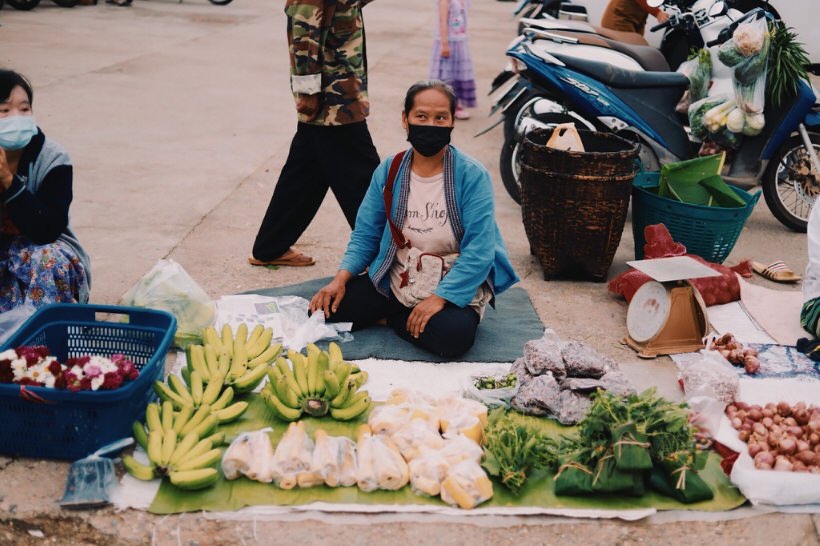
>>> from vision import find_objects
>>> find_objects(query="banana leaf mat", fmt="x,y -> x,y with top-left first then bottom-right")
244,279 -> 544,363
148,395 -> 746,515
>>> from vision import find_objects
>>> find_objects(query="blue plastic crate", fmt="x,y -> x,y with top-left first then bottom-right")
0,304 -> 176,460
632,172 -> 760,264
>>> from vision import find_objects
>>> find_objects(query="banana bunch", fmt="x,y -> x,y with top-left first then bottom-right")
123,401 -> 226,490
260,342 -> 371,422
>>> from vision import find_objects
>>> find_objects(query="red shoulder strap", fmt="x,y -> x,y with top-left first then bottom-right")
384,150 -> 411,249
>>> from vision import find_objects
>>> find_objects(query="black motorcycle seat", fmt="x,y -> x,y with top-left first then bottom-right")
552,53 -> 689,89
544,30 -> 669,71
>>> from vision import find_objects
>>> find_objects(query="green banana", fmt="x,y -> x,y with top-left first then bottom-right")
175,448 -> 223,472
132,421 -> 149,451
289,351 -> 309,394
340,390 -> 369,409
169,468 -> 219,490
276,357 -> 301,395
329,379 -> 351,408
262,390 -> 302,421
212,401 -> 248,424
329,395 -> 371,421
275,376 -> 301,409
161,429 -> 177,466
306,350 -> 319,396
181,366 -> 191,388
210,386 -> 235,412
122,455 -> 156,481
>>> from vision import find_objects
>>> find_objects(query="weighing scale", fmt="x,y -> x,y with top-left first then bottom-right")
624,256 -> 720,358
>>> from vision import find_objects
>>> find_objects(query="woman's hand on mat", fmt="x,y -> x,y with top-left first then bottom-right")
310,270 -> 353,318
406,295 -> 446,338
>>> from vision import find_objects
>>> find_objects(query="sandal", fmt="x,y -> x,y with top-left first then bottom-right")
751,260 -> 802,283
248,249 -> 315,268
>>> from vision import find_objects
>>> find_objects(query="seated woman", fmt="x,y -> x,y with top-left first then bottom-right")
310,80 -> 518,358
0,69 -> 91,313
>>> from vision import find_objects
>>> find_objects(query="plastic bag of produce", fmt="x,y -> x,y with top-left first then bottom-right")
221,428 -> 275,482
436,395 -> 488,442
440,460 -> 494,509
439,432 -> 484,466
356,424 -> 409,491
718,16 -> 770,129
688,95 -> 729,140
391,418 -> 446,461
310,430 -> 358,488
553,460 -> 595,496
676,49 -> 712,114
120,259 -> 215,348
679,350 -> 739,405
408,451 -> 450,497
462,366 -> 517,409
271,422 -> 314,489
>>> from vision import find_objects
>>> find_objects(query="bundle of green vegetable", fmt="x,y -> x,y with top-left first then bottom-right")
547,389 -> 714,503
481,409 -> 557,495
767,23 -> 811,109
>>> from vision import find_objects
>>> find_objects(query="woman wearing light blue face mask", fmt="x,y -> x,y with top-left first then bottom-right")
0,69 -> 90,313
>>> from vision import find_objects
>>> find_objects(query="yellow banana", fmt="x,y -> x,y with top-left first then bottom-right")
161,401 -> 174,433
288,350 -> 309,394
167,375 -> 194,405
206,431 -> 226,446
248,342 -> 281,368
147,430 -> 163,466
306,350 -> 319,396
329,395 -> 371,421
212,401 -> 248,424
203,326 -> 222,354
169,468 -> 219,490
274,375 -> 300,408
276,357 -> 301,395
232,363 -> 268,393
340,390 -> 369,409
233,323 -> 248,355
145,403 -> 163,433
161,429 -> 177,466
329,380 -> 351,408
203,344 -> 219,380
221,324 -> 234,358
190,370 -> 204,406
262,391 -> 302,421
175,448 -> 223,472
201,374 -> 224,406
210,386 -> 235,412
153,381 -> 188,410
229,347 -> 248,381
321,369 -> 340,399
169,430 -> 199,466
173,405 -> 194,435
327,341 -> 343,365
180,404 -> 211,437
183,437 -> 214,462
122,455 -> 156,481
349,371 -> 369,390
217,352 -> 231,377
190,415 -> 218,439
247,327 -> 274,359
246,324 -> 265,347
189,345 -> 210,382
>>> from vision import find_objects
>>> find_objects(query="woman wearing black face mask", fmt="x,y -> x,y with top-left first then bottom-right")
310,80 -> 518,358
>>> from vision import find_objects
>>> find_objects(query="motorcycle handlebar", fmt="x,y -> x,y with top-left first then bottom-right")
649,20 -> 671,32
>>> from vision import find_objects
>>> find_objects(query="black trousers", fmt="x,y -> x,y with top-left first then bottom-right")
252,121 -> 380,261
327,274 -> 480,358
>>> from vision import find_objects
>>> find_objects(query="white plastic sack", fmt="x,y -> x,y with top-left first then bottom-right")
0,304 -> 37,346
120,259 -> 215,348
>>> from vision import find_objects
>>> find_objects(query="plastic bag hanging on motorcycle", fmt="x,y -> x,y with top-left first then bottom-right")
716,15 -> 770,137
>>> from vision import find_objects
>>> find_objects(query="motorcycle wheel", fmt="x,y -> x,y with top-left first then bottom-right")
52,0 -> 79,6
762,132 -> 820,232
7,0 -> 40,10
500,112 -> 582,204
208,0 -> 233,5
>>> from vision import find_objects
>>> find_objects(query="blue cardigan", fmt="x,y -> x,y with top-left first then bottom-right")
339,146 -> 519,308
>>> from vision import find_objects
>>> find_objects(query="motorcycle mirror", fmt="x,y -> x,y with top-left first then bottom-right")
645,0 -> 664,8
708,1 -> 727,17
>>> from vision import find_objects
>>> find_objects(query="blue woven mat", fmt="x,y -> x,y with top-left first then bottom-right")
244,278 -> 543,363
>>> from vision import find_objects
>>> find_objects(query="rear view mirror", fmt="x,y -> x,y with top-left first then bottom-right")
709,1 -> 727,17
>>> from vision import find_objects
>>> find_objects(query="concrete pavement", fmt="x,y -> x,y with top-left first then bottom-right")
0,0 -> 817,543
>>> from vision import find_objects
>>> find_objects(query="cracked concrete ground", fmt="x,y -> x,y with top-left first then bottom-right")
0,0 -> 817,543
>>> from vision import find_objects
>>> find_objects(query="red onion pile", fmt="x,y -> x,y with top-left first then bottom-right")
727,401 -> 820,472
708,333 -> 760,374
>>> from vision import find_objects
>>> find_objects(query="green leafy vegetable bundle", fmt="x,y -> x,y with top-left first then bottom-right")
548,389 -> 714,503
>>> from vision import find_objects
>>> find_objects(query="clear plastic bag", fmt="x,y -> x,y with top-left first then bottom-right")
678,349 -> 739,405
718,16 -> 770,128
120,259 -> 215,348
440,460 -> 494,509
356,425 -> 409,492
676,52 -> 712,114
310,430 -> 358,488
391,418 -> 446,462
408,451 -> 450,497
221,428 -> 275,483
461,364 -> 517,409
271,422 -> 314,489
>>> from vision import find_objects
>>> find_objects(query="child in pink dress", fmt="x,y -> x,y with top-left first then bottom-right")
429,0 -> 477,120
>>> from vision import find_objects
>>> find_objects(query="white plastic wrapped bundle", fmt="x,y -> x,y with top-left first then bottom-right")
271,421 -> 314,489
356,424 -> 409,492
408,451 -> 450,497
440,460 -> 494,509
391,418 -> 446,461
221,429 -> 275,483
309,430 -> 358,488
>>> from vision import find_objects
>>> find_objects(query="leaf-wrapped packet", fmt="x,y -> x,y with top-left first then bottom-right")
553,460 -> 595,496
612,422 -> 653,471
654,451 -> 714,503
591,454 -> 645,496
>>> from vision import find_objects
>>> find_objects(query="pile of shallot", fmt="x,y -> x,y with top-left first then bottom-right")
727,401 -> 820,472
708,333 -> 760,374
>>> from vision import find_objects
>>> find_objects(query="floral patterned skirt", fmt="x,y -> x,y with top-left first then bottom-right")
0,236 -> 89,313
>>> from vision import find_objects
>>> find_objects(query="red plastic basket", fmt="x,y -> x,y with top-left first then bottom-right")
0,304 -> 176,460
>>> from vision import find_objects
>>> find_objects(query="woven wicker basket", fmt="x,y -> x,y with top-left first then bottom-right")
519,130 -> 639,281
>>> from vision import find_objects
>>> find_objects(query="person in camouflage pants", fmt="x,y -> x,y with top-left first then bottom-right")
250,0 -> 381,267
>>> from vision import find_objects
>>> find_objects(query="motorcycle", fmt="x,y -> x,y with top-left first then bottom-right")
7,0 -> 79,9
488,4 -> 819,231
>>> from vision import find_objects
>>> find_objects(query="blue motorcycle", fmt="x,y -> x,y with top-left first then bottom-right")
494,5 -> 819,231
